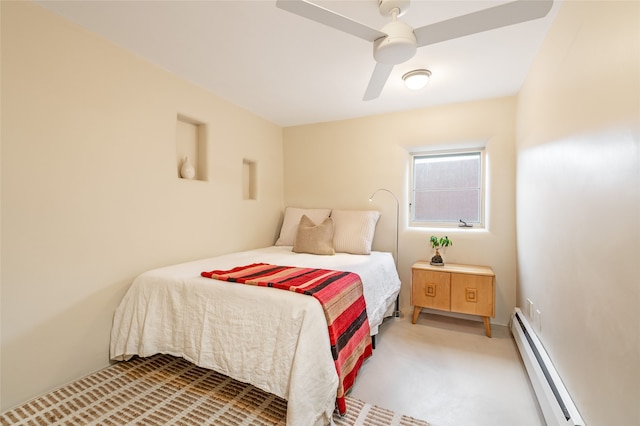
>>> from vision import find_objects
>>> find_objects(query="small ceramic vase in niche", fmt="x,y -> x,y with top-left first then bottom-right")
180,156 -> 195,179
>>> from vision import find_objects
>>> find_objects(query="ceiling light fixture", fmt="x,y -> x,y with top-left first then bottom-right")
402,69 -> 431,90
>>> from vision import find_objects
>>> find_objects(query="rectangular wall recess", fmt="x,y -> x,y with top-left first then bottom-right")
242,159 -> 257,200
176,114 -> 207,181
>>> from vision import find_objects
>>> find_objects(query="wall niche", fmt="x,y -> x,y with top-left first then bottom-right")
242,159 -> 257,200
176,114 -> 207,181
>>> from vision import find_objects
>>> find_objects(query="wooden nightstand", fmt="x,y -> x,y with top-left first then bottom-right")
411,261 -> 495,337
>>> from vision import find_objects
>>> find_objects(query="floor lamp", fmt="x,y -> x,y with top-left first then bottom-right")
369,188 -> 401,317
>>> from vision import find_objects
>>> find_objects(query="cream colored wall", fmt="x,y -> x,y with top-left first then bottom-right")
283,97 -> 518,326
516,1 -> 640,424
1,2 -> 284,410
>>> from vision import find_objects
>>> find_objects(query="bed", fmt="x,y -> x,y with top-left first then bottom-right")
110,208 -> 401,426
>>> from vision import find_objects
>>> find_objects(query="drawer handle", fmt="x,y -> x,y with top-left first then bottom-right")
425,284 -> 436,297
465,287 -> 477,303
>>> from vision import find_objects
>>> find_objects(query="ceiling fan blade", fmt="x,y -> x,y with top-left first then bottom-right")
414,0 -> 553,47
276,0 -> 386,42
363,63 -> 394,101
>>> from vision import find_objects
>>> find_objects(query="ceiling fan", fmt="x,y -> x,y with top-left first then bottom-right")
276,0 -> 553,101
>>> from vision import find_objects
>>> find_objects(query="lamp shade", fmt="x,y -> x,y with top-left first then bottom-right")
402,69 -> 431,90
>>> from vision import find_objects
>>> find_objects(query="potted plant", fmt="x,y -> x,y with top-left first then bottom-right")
429,235 -> 452,266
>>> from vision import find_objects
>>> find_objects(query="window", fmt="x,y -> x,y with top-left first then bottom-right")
411,150 -> 484,227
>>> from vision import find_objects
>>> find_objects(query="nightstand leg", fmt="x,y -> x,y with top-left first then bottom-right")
412,306 -> 422,324
482,316 -> 492,337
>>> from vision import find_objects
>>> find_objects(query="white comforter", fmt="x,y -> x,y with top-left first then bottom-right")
110,246 -> 400,426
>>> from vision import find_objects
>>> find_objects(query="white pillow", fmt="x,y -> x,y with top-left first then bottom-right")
331,209 -> 380,255
275,207 -> 331,246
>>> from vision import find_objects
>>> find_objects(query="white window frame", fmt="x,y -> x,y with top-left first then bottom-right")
409,148 -> 486,229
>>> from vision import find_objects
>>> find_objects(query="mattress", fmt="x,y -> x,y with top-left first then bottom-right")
110,245 -> 401,426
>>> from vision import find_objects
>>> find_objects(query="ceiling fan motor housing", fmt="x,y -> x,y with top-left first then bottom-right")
374,20 -> 417,64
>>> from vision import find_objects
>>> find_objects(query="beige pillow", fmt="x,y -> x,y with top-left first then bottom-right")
331,209 -> 380,255
275,207 -> 332,246
292,215 -> 335,255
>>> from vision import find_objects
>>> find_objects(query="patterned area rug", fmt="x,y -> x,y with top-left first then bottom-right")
1,354 -> 428,426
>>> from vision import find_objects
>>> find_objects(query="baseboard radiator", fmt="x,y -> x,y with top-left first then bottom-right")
510,308 -> 585,426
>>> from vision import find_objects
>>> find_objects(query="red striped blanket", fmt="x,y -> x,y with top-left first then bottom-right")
201,263 -> 372,415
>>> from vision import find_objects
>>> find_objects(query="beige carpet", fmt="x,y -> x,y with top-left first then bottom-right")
1,354 -> 428,426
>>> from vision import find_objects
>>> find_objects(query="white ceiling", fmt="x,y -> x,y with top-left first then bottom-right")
35,0 -> 560,127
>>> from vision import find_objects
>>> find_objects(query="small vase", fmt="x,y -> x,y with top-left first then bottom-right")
180,156 -> 195,179
430,248 -> 444,266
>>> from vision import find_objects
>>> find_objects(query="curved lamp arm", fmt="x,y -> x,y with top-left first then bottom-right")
369,188 -> 401,317
368,189 -> 400,267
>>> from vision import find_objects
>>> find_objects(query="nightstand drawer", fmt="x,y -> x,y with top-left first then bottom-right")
450,273 -> 494,317
411,269 -> 451,311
